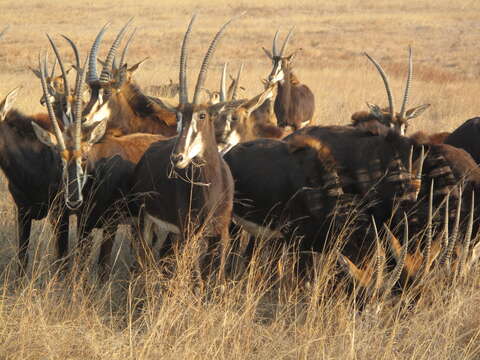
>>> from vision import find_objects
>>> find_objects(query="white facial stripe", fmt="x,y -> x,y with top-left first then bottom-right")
186,133 -> 205,160
226,130 -> 241,147
84,102 -> 112,127
270,61 -> 284,83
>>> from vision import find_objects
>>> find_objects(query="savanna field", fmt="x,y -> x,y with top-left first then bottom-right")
0,0 -> 479,358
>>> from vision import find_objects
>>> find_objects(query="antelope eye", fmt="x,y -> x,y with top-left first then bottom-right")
199,112 -> 207,120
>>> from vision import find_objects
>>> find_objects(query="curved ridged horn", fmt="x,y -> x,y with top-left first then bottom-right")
414,146 -> 425,200
459,190 -> 474,276
87,23 -> 110,84
38,52 -> 66,151
231,63 -> 243,101
372,217 -> 384,291
364,52 -> 395,120
272,30 -> 279,57
99,18 -> 133,84
49,56 -> 57,79
118,28 -> 137,86
192,13 -> 245,105
445,186 -> 462,266
384,214 -> 409,291
279,27 -> 294,57
443,192 -> 450,250
408,146 -> 413,175
61,35 -> 81,91
73,54 -> 89,150
220,62 -> 227,103
399,46 -> 413,119
119,28 -> 136,69
424,179 -> 434,272
46,34 -> 71,105
179,14 -> 197,105
0,25 -> 9,40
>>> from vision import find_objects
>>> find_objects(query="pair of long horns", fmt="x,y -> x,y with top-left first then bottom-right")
273,28 -> 294,58
220,62 -> 243,102
364,47 -> 413,120
38,46 -> 87,152
83,19 -> 135,114
178,14 -> 244,106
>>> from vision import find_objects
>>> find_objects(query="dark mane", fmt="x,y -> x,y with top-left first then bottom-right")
122,82 -> 159,118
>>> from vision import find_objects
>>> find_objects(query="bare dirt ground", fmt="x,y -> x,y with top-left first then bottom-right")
0,0 -> 479,358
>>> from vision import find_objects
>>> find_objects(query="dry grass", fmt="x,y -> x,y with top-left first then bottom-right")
0,0 -> 479,358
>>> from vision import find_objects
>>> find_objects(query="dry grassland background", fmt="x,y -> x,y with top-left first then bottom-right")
0,0 -> 479,359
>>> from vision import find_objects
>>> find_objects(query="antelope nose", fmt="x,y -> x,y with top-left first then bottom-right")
171,153 -> 184,166
67,199 -> 82,210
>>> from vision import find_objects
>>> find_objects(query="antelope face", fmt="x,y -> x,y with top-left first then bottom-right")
268,56 -> 285,84
32,115 -> 108,210
215,107 -> 244,153
366,103 -> 431,137
171,104 -> 214,169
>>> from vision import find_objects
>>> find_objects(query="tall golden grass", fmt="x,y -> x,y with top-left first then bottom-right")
0,0 -> 479,358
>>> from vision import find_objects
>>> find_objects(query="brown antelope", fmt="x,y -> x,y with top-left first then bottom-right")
263,29 -> 315,130
41,21 -> 177,138
352,48 -> 431,137
31,35 -> 165,277
84,21 -> 177,137
130,14 -> 240,277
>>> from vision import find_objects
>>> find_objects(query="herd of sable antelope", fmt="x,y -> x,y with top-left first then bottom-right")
0,15 -> 480,305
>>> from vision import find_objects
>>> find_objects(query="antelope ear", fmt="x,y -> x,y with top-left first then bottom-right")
286,48 -> 302,62
82,100 -> 109,127
366,102 -> 384,120
127,57 -> 149,74
87,117 -> 108,145
406,104 -> 431,120
31,121 -> 58,147
0,87 -> 21,121
262,47 -> 273,60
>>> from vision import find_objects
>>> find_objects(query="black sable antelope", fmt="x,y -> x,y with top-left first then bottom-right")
0,88 -> 64,274
263,29 -> 315,130
32,36 -> 164,277
43,21 -> 177,138
130,15 -> 237,276
223,135 -> 351,264
0,27 -> 64,274
444,117 -> 480,165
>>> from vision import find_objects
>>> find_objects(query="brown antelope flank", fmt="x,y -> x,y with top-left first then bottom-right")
0,1 -> 480,358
